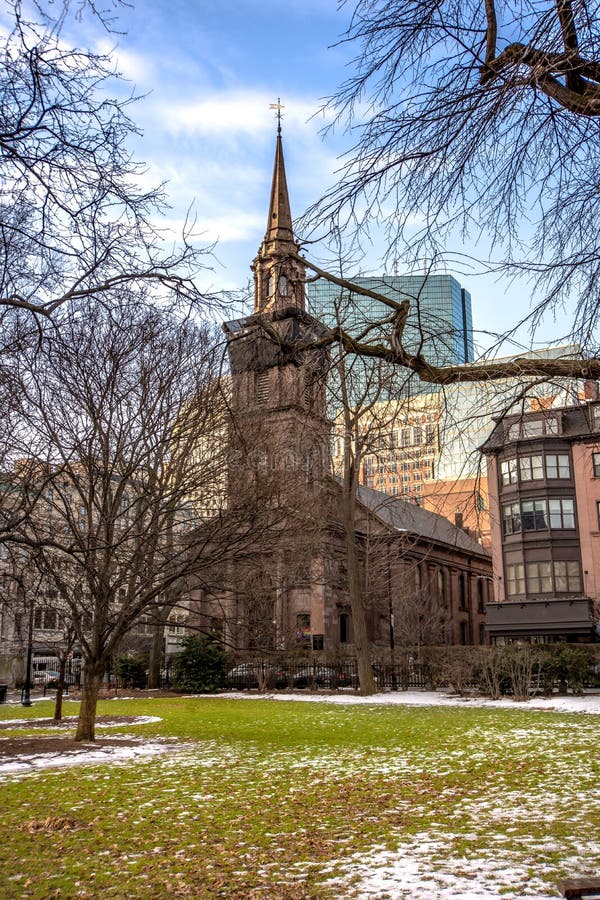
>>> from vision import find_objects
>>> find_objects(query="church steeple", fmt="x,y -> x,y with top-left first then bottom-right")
265,134 -> 295,248
253,129 -> 306,315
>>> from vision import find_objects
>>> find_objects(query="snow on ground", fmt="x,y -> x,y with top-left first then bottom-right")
324,839 -> 566,899
3,692 -> 600,896
198,688 -> 600,715
1,738 -> 177,775
0,714 -> 162,728
3,691 -> 599,778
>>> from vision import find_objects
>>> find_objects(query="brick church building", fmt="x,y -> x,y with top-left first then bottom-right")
195,130 -> 492,655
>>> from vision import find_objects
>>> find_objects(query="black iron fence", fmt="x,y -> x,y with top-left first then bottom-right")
220,643 -> 600,695
105,642 -> 600,695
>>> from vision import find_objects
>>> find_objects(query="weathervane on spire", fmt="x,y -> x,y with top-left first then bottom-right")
269,98 -> 284,135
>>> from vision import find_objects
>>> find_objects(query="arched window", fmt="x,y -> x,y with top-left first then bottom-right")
458,573 -> 467,610
415,564 -> 422,595
340,612 -> 350,644
437,569 -> 446,606
477,578 -> 485,613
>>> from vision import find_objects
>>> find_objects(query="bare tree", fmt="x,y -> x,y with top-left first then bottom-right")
7,297 -> 232,740
329,300 -> 430,694
0,0 -> 210,320
300,0 -> 600,371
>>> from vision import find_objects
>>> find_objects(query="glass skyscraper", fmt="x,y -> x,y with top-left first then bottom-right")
307,273 -> 473,368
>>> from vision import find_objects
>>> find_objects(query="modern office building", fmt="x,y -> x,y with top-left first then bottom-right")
307,273 -> 474,370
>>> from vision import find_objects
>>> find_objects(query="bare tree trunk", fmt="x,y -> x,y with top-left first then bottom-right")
343,502 -> 377,696
335,355 -> 377,696
75,663 -> 103,741
147,620 -> 165,689
53,656 -> 67,721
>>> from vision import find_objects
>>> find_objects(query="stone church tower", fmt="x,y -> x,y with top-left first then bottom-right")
216,130 -> 492,658
222,131 -> 332,650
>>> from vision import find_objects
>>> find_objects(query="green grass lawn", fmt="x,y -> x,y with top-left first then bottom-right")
1,696 -> 599,898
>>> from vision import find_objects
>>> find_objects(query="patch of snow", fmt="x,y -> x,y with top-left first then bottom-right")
2,740 -> 177,776
208,689 -> 600,715
0,715 -> 162,728
98,715 -> 162,728
325,840 -> 555,898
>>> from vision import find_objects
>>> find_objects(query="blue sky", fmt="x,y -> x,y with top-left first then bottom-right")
14,0 -> 577,354
90,0 -> 356,294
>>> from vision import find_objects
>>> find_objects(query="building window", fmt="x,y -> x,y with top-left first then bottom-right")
339,613 -> 350,644
508,417 -> 559,440
521,499 -> 548,531
477,579 -> 485,613
525,561 -> 552,594
546,454 -> 570,479
415,565 -> 422,594
458,573 -> 467,610
437,569 -> 446,606
506,563 -> 525,596
597,500 -> 600,531
502,501 -> 521,535
553,561 -> 582,592
548,498 -> 575,529
593,453 -> 600,477
296,613 -> 311,643
34,607 -> 58,631
256,372 -> 269,404
500,458 -> 517,485
522,501 -> 543,532
520,419 -> 545,439
519,455 -> 543,481
312,634 -> 324,651
168,615 -> 187,636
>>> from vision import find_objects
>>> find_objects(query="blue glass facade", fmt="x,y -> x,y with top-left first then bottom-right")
307,274 -> 473,367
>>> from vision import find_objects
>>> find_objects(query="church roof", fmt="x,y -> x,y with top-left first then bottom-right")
354,482 -> 490,558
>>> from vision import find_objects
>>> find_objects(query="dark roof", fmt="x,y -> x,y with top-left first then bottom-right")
482,400 -> 600,452
353,482 -> 490,558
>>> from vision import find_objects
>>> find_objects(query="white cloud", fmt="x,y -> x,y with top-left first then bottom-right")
95,38 -> 156,85
157,90 -> 332,138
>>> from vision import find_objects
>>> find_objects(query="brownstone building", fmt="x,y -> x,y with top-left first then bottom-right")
483,399 -> 600,642
200,131 -> 493,655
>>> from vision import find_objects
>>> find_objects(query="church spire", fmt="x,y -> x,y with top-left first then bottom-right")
252,115 -> 306,315
265,133 -> 294,247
